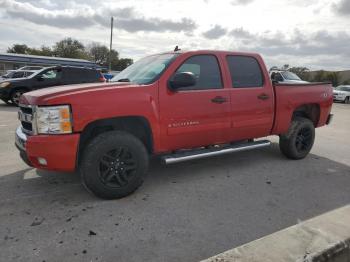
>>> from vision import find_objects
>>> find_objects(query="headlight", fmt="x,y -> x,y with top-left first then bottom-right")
0,82 -> 10,88
35,105 -> 73,134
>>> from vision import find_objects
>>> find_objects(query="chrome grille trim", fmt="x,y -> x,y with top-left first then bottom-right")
18,104 -> 36,135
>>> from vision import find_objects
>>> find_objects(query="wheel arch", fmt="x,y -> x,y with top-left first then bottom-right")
77,116 -> 154,166
292,103 -> 320,127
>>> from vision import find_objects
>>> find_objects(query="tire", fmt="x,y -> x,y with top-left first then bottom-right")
279,117 -> 315,160
80,131 -> 149,199
1,99 -> 13,105
345,97 -> 350,104
10,89 -> 26,106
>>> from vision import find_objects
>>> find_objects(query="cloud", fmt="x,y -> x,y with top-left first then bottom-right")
230,27 -> 254,39
227,27 -> 350,69
231,0 -> 254,5
203,25 -> 227,39
332,0 -> 350,15
0,0 -> 197,33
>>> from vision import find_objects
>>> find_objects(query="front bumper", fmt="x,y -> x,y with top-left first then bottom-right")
15,126 -> 80,172
333,95 -> 345,101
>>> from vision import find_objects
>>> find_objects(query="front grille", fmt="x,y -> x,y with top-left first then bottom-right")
21,121 -> 32,131
20,106 -> 32,115
19,105 -> 33,134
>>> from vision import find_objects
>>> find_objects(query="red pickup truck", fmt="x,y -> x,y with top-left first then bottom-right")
15,50 -> 333,199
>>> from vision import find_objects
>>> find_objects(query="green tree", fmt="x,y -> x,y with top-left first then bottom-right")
282,64 -> 289,70
53,38 -> 88,59
313,70 -> 327,82
28,46 -> 53,56
7,44 -> 30,54
113,58 -> 133,71
342,80 -> 350,85
6,39 -> 133,71
88,43 -> 110,65
326,72 -> 340,87
288,67 -> 310,81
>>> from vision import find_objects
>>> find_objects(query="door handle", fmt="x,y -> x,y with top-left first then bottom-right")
257,93 -> 269,100
211,96 -> 228,104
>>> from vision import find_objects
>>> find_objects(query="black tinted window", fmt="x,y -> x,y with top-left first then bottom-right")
64,68 -> 99,83
226,56 -> 263,88
12,72 -> 25,78
175,55 -> 222,90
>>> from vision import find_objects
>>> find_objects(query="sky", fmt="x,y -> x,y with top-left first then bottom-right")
0,0 -> 349,70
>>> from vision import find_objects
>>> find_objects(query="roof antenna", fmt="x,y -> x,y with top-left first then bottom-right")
174,45 -> 181,52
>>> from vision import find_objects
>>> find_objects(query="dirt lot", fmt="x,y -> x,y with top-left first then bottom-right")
0,101 -> 349,262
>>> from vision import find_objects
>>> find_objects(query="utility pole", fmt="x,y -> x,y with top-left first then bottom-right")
109,16 -> 114,72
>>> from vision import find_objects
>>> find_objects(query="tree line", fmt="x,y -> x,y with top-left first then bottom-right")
7,38 -> 133,71
270,64 -> 350,86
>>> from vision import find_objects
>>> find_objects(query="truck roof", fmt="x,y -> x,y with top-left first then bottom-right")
157,50 -> 261,57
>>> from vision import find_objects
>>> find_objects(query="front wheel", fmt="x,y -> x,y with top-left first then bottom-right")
1,99 -> 12,105
279,117 -> 315,160
80,131 -> 149,199
10,89 -> 26,106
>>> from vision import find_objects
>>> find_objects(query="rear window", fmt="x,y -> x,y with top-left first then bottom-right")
65,68 -> 100,81
226,56 -> 263,88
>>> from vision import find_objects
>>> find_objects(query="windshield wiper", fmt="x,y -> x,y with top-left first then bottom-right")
116,78 -> 131,82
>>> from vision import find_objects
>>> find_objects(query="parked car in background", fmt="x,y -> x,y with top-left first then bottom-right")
333,85 -> 350,104
270,70 -> 308,84
0,70 -> 36,80
15,50 -> 333,199
0,66 -> 105,105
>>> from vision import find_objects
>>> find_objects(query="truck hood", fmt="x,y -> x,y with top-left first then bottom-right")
20,82 -> 141,105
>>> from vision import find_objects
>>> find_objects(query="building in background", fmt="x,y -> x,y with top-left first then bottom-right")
0,53 -> 101,75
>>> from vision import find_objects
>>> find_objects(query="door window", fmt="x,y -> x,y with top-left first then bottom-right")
41,69 -> 62,79
175,55 -> 223,90
226,56 -> 263,88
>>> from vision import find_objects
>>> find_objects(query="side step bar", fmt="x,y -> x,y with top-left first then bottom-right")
162,140 -> 271,165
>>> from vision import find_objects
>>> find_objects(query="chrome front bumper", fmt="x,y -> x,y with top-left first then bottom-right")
15,126 -> 27,151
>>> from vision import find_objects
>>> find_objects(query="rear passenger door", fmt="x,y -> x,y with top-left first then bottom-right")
225,55 -> 274,140
62,68 -> 82,85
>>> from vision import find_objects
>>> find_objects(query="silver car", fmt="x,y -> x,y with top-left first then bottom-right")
333,85 -> 350,104
270,70 -> 308,84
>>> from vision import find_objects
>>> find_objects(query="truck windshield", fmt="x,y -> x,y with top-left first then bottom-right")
281,71 -> 302,81
111,54 -> 178,85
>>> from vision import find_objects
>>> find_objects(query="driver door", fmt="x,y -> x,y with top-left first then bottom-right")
33,68 -> 62,89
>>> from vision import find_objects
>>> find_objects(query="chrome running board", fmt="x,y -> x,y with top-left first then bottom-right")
162,140 -> 271,165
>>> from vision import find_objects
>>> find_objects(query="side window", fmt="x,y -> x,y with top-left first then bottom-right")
226,56 -> 263,88
175,55 -> 222,90
41,69 -> 62,80
12,72 -> 24,78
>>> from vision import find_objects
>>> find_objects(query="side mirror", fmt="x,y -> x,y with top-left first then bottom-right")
169,72 -> 196,90
36,75 -> 44,81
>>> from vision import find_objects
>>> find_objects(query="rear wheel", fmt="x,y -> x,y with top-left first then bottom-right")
10,89 -> 26,106
279,117 -> 315,160
80,131 -> 149,199
345,97 -> 350,104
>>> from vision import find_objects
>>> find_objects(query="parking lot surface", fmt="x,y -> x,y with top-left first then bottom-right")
0,101 -> 349,262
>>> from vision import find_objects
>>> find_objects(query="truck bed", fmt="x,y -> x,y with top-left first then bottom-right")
272,82 -> 333,135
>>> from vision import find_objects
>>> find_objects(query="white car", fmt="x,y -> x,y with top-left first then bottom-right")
270,70 -> 308,84
333,85 -> 350,104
